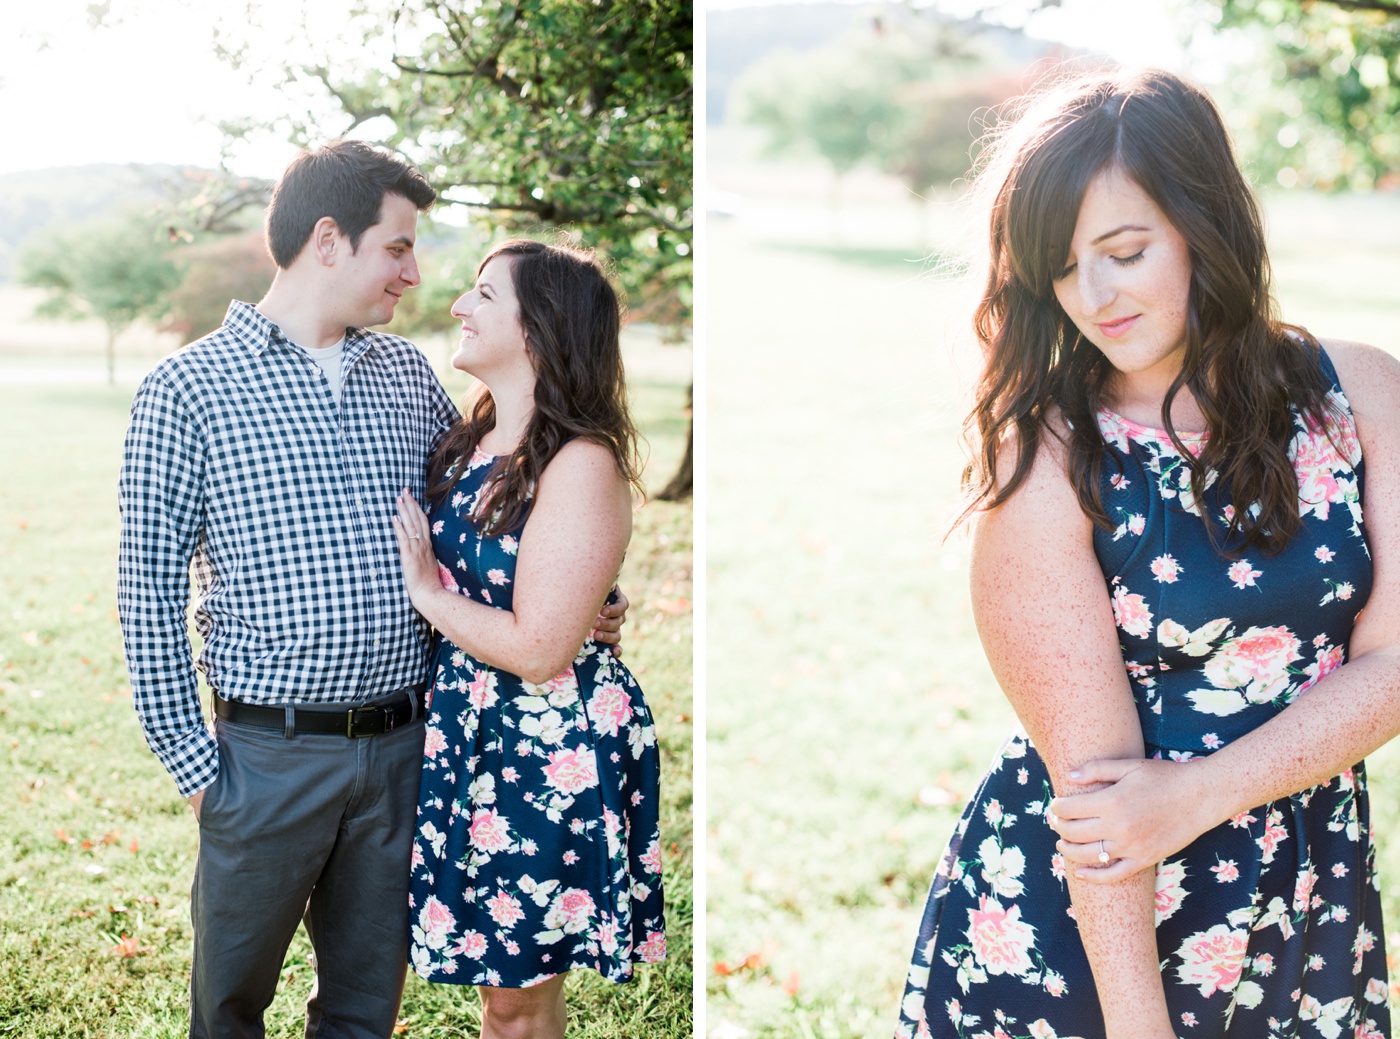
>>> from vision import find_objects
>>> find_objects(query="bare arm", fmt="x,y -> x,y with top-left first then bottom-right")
394,440 -> 633,684
1052,340 -> 1400,880
972,428 -> 1173,1039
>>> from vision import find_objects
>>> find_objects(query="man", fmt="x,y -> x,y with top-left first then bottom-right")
117,140 -> 623,1039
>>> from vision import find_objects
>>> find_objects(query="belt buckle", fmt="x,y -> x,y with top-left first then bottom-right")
346,703 -> 392,738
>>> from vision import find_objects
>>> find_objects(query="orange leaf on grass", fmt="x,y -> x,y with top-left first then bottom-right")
112,935 -> 148,958
55,828 -> 74,844
713,961 -> 733,976
782,970 -> 800,997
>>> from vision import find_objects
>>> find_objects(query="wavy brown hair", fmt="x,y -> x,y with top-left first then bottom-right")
963,67 -> 1336,554
427,239 -> 644,536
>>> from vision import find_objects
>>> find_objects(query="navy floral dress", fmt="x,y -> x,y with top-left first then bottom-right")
408,447 -> 667,987
896,352 -> 1388,1039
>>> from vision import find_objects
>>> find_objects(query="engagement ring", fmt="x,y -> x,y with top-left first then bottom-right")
1098,840 -> 1110,865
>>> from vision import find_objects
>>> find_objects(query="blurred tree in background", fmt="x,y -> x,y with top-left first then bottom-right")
1214,0 -> 1400,189
19,214 -> 181,384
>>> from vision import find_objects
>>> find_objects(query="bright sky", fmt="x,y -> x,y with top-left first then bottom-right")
704,0 -> 1233,78
3,0 -> 1232,180
0,0 -> 397,179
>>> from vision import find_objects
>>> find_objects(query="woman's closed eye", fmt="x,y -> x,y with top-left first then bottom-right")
1055,249 -> 1146,281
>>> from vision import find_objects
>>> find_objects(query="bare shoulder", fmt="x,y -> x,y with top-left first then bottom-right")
535,439 -> 632,511
975,409 -> 1089,544
1320,339 -> 1400,425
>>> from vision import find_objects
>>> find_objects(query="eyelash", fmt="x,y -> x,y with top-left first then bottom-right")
1056,250 -> 1145,280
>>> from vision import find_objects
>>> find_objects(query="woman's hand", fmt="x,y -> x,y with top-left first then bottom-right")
1049,756 -> 1218,883
392,489 -> 443,612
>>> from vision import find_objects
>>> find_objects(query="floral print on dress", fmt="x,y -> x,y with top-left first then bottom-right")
408,447 -> 666,986
896,352 -> 1386,1039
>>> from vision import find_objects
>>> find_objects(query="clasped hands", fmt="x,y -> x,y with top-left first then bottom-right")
1047,756 -> 1219,883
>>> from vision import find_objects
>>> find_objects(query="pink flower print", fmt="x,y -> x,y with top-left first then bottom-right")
1366,978 -> 1388,1004
411,841 -> 424,869
1127,514 -> 1146,536
1229,810 -> 1257,829
499,534 -> 519,555
1043,971 -> 1066,997
1211,860 -> 1239,883
423,725 -> 448,760
1181,1013 -> 1197,1028
1227,559 -> 1263,590
1358,1019 -> 1387,1039
468,808 -> 512,854
1254,953 -> 1275,976
1202,626 -> 1302,694
469,446 -> 494,468
1111,586 -> 1154,639
1316,545 -> 1336,563
1050,852 -> 1066,880
1111,473 -> 1131,489
1151,554 -> 1183,584
1202,733 -> 1222,750
562,850 -> 579,865
964,895 -> 1037,977
544,888 -> 596,933
586,683 -> 634,737
1354,926 -> 1376,974
636,929 -> 667,963
1337,582 -> 1354,600
486,891 -> 525,929
467,669 -> 499,711
1257,808 -> 1289,864
1095,409 -> 1134,451
1292,425 -> 1348,519
1333,863 -> 1350,878
501,766 -> 519,783
1174,924 -> 1247,997
1293,865 -> 1318,912
438,564 -> 460,593
640,837 -> 664,875
1154,859 -> 1188,923
1333,905 -> 1349,922
449,929 -> 489,960
480,587 -> 493,605
487,568 -> 510,586
417,895 -> 457,950
541,746 -> 600,795
1301,644 -> 1345,692
505,939 -> 520,955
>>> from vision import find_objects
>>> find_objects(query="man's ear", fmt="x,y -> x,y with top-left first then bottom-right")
311,216 -> 341,266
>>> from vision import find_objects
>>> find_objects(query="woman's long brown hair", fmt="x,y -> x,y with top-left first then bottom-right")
963,68 -> 1335,555
427,239 -> 644,536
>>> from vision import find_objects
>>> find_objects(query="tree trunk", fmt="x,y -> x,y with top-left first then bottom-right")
655,382 -> 693,502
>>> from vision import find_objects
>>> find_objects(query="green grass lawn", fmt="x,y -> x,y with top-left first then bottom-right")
0,330 -> 692,1039
705,181 -> 1400,1038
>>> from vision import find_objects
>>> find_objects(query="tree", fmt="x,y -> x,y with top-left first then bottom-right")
1213,0 -> 1400,189
160,230 -> 277,342
20,215 -> 182,384
215,0 -> 693,497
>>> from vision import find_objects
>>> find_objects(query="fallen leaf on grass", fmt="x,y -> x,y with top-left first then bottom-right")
713,960 -> 734,976
55,828 -> 74,844
111,934 -> 149,958
782,969 -> 800,997
128,838 -> 139,854
393,1023 -> 410,1035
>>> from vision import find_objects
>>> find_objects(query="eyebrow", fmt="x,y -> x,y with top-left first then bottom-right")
387,235 -> 415,248
1091,224 -> 1151,246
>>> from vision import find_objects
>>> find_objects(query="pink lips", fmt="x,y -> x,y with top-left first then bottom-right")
1096,314 -> 1140,339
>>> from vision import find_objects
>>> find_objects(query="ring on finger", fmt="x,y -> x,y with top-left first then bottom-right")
1097,839 -> 1110,865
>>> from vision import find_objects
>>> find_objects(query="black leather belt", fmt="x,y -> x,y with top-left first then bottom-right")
213,683 -> 426,738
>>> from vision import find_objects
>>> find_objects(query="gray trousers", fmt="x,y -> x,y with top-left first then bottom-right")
190,701 -> 425,1039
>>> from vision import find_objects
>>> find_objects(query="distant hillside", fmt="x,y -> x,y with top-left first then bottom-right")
706,3 -> 1054,125
0,164 -> 195,283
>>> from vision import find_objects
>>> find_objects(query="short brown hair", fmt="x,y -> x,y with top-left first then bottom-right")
264,139 -> 435,268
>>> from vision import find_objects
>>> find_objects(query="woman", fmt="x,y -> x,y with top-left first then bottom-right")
392,239 -> 667,1038
895,68 -> 1400,1039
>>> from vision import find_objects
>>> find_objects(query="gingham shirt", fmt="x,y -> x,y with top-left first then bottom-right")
118,301 -> 459,796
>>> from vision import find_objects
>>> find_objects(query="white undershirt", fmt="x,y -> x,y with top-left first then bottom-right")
294,337 -> 346,406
